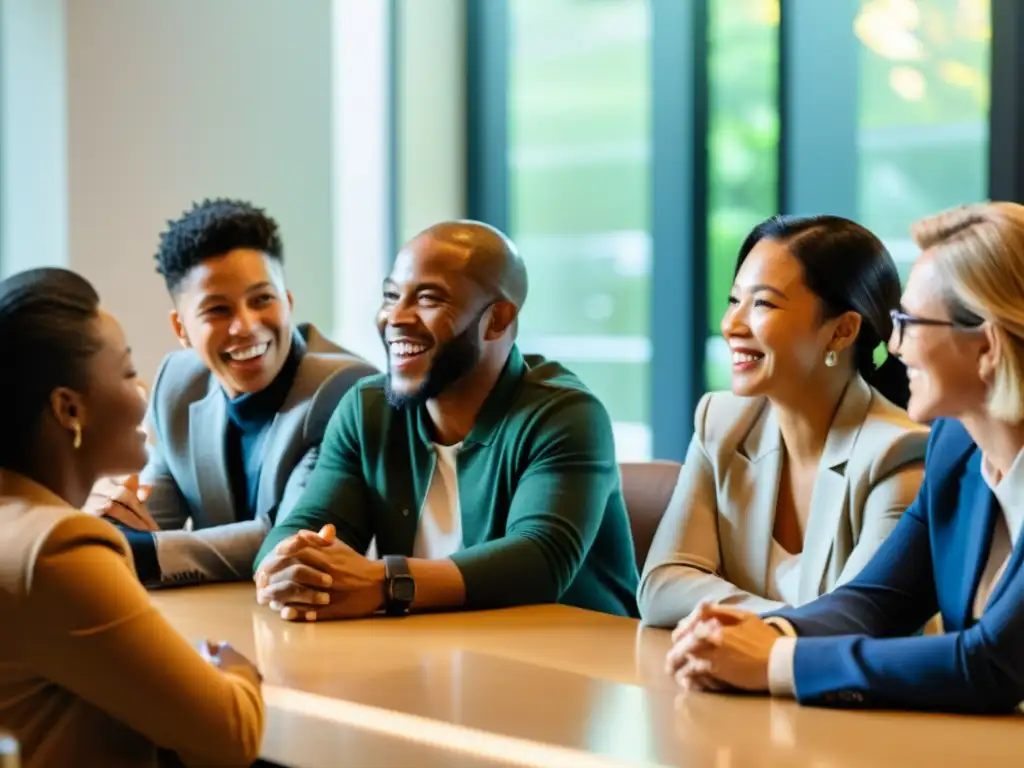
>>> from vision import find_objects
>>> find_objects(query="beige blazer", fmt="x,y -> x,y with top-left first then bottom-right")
637,377 -> 928,628
0,470 -> 264,767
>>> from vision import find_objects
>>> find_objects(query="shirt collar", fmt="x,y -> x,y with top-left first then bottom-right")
982,448 -> 1024,545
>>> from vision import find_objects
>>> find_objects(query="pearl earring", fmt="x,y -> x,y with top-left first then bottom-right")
824,350 -> 837,368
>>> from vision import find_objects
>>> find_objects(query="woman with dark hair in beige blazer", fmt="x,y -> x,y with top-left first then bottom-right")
638,215 -> 929,628
0,268 -> 264,767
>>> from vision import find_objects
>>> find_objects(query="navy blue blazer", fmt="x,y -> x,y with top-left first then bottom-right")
769,417 -> 1024,714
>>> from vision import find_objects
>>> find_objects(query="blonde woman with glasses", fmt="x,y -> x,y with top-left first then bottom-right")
667,202 -> 1024,714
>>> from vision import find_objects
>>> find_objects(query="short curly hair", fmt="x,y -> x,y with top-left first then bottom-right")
155,198 -> 283,293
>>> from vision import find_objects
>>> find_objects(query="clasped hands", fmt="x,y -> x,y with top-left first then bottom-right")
254,524 -> 386,622
664,602 -> 781,693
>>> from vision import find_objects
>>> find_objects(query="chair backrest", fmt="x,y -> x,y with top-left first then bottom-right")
619,461 -> 682,572
0,730 -> 19,768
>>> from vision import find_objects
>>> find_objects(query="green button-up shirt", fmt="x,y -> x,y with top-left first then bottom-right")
257,347 -> 639,617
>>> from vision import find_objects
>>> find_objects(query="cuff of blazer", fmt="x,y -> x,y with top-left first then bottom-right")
118,527 -> 160,584
153,521 -> 268,586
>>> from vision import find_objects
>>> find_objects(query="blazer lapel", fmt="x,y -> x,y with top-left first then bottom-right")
958,455 -> 998,626
254,354 -> 323,521
188,383 -> 234,526
796,377 -> 871,603
733,402 -> 783,594
254,410 -> 305,522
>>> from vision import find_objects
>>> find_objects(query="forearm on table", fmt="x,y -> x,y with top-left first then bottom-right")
324,558 -> 466,614
449,536 -> 570,610
361,538 -> 567,613
154,520 -> 268,583
407,558 -> 466,612
638,564 -> 787,627
30,537 -> 266,765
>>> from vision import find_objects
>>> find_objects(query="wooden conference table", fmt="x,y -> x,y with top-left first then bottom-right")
152,585 -> 1021,767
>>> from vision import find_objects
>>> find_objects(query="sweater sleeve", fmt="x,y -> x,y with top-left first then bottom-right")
22,515 -> 265,766
449,391 -> 618,609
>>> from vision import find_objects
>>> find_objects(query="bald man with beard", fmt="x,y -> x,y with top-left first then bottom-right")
254,220 -> 640,620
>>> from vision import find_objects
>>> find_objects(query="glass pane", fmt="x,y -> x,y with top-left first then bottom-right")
856,0 -> 990,279
509,0 -> 652,460
705,0 -> 781,392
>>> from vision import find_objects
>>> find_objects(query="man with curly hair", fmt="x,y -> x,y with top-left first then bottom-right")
86,198 -> 377,586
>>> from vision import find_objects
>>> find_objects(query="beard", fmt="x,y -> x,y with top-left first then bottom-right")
384,312 -> 485,409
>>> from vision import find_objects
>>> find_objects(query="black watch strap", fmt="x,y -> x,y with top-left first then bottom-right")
383,555 -> 415,616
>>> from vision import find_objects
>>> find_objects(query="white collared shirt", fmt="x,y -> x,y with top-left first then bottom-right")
766,447 -> 1024,699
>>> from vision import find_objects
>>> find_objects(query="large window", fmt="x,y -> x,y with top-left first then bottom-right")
705,0 -> 989,391
469,0 -> 998,461
705,0 -> 780,391
508,0 -> 652,460
855,0 -> 990,277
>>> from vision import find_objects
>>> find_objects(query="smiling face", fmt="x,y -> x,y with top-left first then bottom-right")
57,308 -> 150,475
891,256 -> 988,423
722,238 -> 858,399
377,237 -> 493,407
170,248 -> 294,397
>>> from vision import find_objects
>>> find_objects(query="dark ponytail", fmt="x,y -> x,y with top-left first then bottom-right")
736,214 -> 910,409
0,268 -> 103,469
866,354 -> 910,408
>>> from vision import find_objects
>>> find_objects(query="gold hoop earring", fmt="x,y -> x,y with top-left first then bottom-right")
824,350 -> 838,368
72,422 -> 82,450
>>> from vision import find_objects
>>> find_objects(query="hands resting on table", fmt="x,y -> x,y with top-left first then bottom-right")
664,602 -> 781,693
254,524 -> 387,622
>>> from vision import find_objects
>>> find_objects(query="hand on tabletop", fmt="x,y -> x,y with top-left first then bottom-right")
254,524 -> 386,622
84,474 -> 158,531
666,602 -> 777,693
196,639 -> 262,684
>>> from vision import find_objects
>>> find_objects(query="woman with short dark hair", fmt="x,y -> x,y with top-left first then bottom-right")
0,267 -> 264,766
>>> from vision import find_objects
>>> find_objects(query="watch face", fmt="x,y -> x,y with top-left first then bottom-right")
390,575 -> 415,603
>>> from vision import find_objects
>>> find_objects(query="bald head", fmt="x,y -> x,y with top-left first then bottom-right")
378,220 -> 528,408
412,220 -> 528,309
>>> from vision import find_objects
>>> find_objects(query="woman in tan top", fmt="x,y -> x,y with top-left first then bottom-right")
0,268 -> 264,767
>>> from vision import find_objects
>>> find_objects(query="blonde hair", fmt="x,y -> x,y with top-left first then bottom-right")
911,202 -> 1024,422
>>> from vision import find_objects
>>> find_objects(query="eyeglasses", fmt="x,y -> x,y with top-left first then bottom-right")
889,309 -> 982,350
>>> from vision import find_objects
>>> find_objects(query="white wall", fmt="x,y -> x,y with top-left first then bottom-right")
397,0 -> 466,241
65,0 -> 335,382
0,0 -> 67,273
330,0 -> 467,371
0,0 -> 465,382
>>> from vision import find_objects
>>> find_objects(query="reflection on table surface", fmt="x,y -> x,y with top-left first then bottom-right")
152,584 -> 1021,768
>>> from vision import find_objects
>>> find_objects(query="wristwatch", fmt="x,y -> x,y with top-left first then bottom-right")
383,555 -> 415,616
